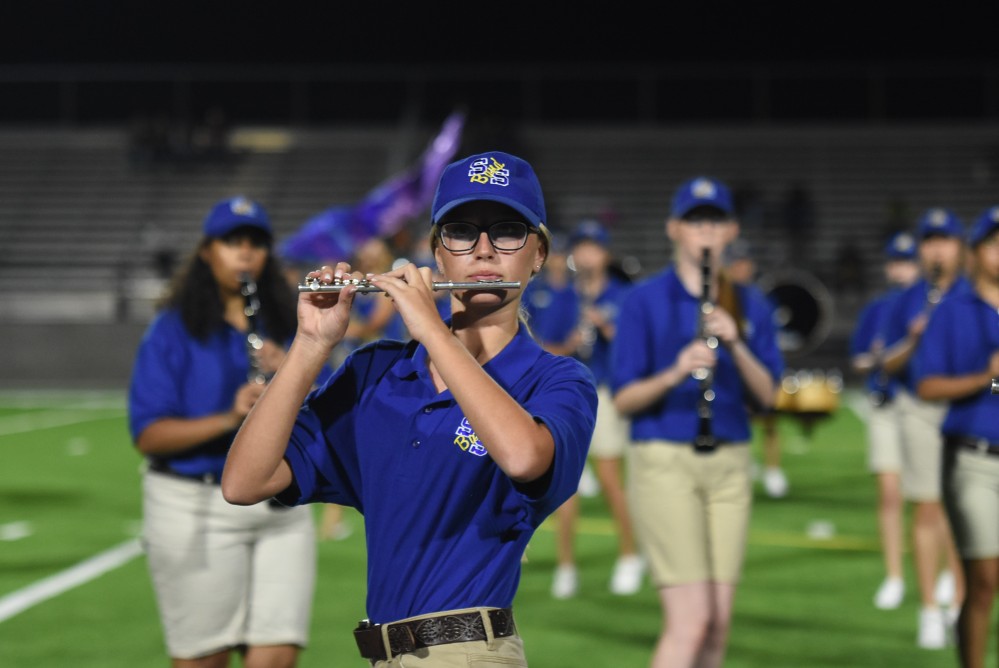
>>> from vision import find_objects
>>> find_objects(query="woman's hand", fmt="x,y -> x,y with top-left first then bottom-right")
369,262 -> 448,344
297,263 -> 359,349
703,306 -> 740,347
675,338 -> 718,377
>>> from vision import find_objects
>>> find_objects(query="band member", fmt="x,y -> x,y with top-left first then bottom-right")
128,196 -> 328,667
914,205 -> 999,668
221,151 -> 598,666
546,220 -> 644,599
850,231 -> 921,610
879,207 -> 969,648
611,176 -> 783,668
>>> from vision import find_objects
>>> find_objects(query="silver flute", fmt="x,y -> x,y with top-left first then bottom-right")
298,277 -> 521,293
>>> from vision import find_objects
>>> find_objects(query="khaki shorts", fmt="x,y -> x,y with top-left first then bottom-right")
627,441 -> 752,587
866,401 -> 904,474
942,446 -> 999,559
588,384 -> 631,459
894,390 -> 948,501
142,470 -> 317,659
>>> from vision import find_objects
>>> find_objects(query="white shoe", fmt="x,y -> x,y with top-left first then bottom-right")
763,467 -> 789,498
577,464 -> 600,498
934,570 -> 955,607
917,606 -> 947,649
609,555 -> 645,595
551,564 -> 579,599
874,576 -> 904,610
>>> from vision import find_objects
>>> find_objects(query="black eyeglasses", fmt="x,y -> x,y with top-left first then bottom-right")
438,220 -> 535,252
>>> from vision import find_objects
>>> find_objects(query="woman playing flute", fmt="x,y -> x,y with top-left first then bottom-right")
222,151 -> 598,667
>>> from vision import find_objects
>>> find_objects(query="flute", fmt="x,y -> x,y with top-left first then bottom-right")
298,278 -> 521,293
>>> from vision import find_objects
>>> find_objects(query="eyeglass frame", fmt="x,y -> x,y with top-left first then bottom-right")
437,220 -> 539,253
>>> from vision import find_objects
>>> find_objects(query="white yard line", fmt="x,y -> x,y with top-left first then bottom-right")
0,538 -> 143,623
0,409 -> 126,437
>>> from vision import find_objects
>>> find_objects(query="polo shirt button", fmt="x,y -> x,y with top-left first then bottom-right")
412,439 -> 421,448
423,407 -> 432,414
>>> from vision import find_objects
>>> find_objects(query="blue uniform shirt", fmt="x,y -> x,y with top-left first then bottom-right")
610,268 -> 783,443
912,289 -> 999,440
881,276 -> 972,392
851,289 -> 903,401
278,323 -> 598,623
128,309 -> 333,479
579,276 -> 631,387
523,277 -> 578,347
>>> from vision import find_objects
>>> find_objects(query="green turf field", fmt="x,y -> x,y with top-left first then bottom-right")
0,389 -> 989,667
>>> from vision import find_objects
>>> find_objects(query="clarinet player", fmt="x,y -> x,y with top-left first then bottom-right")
611,177 -> 783,668
127,196 -> 330,667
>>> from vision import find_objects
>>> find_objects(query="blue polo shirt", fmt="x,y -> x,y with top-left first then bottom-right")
881,276 -> 971,392
580,276 -> 631,387
523,277 -> 578,347
128,309 -> 334,480
278,323 -> 598,623
850,289 -> 903,401
911,290 -> 999,440
610,267 -> 783,443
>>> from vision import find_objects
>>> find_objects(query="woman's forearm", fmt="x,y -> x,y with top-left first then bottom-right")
222,338 -> 331,505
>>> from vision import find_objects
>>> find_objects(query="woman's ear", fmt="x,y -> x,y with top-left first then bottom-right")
433,246 -> 445,277
533,244 -> 548,275
666,219 -> 680,242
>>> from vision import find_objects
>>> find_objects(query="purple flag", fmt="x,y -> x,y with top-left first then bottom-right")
279,111 -> 465,264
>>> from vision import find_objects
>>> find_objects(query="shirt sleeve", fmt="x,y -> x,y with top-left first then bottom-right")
516,355 -> 598,518
127,315 -> 184,442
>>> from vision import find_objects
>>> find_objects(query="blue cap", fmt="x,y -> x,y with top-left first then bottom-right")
968,205 -> 999,247
885,231 -> 917,260
569,219 -> 610,247
431,151 -> 546,227
916,207 -> 963,240
203,196 -> 272,239
670,176 -> 735,219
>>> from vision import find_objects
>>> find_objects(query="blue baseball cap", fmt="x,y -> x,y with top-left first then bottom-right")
885,231 -> 917,260
203,196 -> 273,239
432,151 -> 546,227
968,205 -> 999,247
670,176 -> 735,219
569,219 -> 610,248
916,207 -> 963,240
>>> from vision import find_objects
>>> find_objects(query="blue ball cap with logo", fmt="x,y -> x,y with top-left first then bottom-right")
569,219 -> 610,248
670,176 -> 735,219
968,205 -> 999,247
203,196 -> 273,239
431,151 -> 546,227
916,207 -> 963,240
885,231 -> 917,260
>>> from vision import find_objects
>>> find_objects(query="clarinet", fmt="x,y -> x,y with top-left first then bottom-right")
240,272 -> 267,385
693,248 -> 719,454
926,263 -> 943,309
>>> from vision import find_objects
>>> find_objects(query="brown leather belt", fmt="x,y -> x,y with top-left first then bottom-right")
353,607 -> 515,661
947,435 -> 999,456
147,458 -> 220,484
